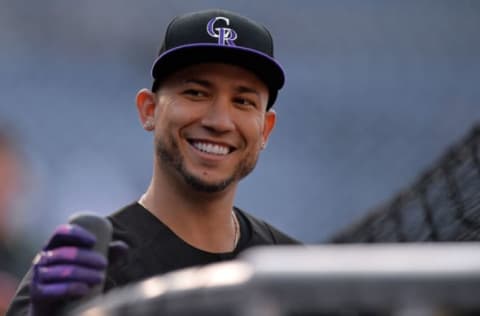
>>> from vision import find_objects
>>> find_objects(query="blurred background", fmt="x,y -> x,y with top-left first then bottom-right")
0,0 -> 479,256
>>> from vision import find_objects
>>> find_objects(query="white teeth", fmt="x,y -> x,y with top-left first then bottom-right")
192,142 -> 229,155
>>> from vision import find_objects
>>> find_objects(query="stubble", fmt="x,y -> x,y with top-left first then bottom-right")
155,134 -> 260,193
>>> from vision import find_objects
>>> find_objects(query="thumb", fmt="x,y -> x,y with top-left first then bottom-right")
107,240 -> 129,267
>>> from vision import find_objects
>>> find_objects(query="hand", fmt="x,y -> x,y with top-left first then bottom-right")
29,224 -> 127,316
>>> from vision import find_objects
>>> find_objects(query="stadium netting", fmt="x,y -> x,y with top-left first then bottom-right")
331,124 -> 480,243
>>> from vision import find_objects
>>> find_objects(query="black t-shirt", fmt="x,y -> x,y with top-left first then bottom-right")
7,202 -> 299,316
105,202 -> 299,290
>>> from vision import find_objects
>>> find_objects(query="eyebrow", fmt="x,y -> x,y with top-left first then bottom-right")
183,79 -> 261,97
183,79 -> 212,88
235,86 -> 260,97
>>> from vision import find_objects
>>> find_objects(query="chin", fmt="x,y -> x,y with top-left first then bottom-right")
182,172 -> 236,193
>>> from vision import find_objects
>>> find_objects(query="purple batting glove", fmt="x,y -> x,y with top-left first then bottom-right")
29,224 -> 107,316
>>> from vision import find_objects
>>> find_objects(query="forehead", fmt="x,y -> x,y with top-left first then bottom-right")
164,63 -> 268,91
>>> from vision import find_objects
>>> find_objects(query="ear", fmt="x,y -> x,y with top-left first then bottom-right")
136,89 -> 157,131
261,109 -> 277,149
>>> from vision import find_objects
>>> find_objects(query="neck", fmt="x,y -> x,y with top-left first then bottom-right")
140,161 -> 239,253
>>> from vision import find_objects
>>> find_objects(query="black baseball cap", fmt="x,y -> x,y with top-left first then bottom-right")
151,9 -> 285,109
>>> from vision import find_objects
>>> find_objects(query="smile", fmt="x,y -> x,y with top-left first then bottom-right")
189,140 -> 232,156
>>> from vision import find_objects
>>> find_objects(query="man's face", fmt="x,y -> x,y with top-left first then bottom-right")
151,63 -> 275,193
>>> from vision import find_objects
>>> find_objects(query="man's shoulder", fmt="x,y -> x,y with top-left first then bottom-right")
235,207 -> 301,245
108,202 -> 141,222
107,202 -> 158,233
106,202 -> 161,248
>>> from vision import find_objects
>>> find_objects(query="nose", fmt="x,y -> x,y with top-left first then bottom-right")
200,96 -> 235,133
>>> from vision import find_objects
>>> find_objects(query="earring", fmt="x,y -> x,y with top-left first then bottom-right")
144,120 -> 154,130
261,142 -> 266,149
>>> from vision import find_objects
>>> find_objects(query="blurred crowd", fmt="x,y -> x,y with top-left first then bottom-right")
0,125 -> 36,315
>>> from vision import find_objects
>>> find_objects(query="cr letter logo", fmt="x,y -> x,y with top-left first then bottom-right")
207,17 -> 238,46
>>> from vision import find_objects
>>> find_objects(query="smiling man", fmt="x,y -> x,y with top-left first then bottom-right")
7,9 -> 300,316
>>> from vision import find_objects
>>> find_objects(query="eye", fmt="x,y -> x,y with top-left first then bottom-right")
183,89 -> 207,98
234,97 -> 257,108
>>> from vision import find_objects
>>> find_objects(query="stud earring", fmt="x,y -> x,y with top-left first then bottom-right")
144,120 -> 154,130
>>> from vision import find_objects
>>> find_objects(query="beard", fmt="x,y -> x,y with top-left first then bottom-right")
155,134 -> 259,193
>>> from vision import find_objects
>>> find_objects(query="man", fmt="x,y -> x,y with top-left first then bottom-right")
7,8 -> 299,316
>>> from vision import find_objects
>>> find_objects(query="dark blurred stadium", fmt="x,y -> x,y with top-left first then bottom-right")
1,0 -> 479,244
2,1 -> 480,315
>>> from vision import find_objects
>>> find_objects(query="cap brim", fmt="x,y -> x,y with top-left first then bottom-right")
151,43 -> 285,92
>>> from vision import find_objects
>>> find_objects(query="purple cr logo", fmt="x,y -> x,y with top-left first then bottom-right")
206,16 -> 238,46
